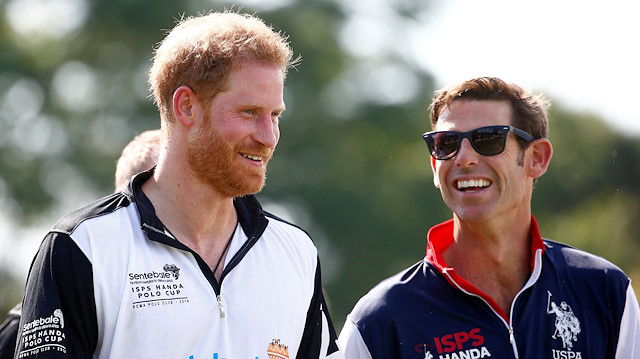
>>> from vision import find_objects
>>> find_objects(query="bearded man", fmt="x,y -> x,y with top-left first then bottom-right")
15,12 -> 342,359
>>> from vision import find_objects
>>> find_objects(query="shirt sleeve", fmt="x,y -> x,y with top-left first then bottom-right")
338,317 -> 373,359
0,304 -> 21,359
15,232 -> 97,359
615,283 -> 640,359
296,258 -> 344,359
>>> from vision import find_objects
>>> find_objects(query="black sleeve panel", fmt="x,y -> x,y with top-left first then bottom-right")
0,304 -> 21,359
15,232 -> 97,359
296,258 -> 341,359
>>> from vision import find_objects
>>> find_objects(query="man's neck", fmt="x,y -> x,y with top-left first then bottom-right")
443,213 -> 532,316
142,159 -> 239,278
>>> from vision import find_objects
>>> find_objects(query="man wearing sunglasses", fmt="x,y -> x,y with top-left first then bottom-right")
339,77 -> 640,358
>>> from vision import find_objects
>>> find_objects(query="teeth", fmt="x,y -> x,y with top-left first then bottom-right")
457,179 -> 490,190
242,154 -> 263,161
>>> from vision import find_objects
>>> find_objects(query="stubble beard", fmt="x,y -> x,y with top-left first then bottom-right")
187,117 -> 272,198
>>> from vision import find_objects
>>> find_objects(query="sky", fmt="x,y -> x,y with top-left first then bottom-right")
412,0 -> 640,135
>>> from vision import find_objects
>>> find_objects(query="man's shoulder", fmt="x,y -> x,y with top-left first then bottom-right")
264,210 -> 309,233
51,192 -> 134,235
349,260 -> 437,325
341,261 -> 435,359
543,239 -> 625,271
259,211 -> 322,267
543,239 -> 630,286
234,196 -> 312,243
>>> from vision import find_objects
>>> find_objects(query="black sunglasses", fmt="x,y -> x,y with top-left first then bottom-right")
422,125 -> 535,160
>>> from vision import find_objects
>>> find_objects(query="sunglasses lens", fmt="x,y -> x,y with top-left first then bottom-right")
471,127 -> 507,155
424,126 -> 512,160
428,132 -> 460,160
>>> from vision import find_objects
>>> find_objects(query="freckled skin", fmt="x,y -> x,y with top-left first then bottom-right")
187,61 -> 285,197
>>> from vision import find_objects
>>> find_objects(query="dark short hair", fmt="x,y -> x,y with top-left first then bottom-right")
429,77 -> 549,149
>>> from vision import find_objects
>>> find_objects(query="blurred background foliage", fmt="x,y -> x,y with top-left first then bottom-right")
1,0 -> 639,331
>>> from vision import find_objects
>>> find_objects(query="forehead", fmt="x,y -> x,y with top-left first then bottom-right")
217,61 -> 285,104
228,60 -> 284,88
436,100 -> 513,131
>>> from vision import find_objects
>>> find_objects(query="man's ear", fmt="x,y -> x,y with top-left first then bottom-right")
527,138 -> 553,179
172,86 -> 200,127
431,156 -> 440,188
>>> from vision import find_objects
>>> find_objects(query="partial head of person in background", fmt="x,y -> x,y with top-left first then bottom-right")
114,129 -> 161,192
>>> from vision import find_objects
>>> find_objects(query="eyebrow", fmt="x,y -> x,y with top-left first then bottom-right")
239,102 -> 286,112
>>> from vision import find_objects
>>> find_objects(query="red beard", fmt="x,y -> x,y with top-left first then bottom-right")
187,115 -> 272,198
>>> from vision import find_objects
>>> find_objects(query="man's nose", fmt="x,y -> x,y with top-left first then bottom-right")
454,138 -> 479,167
253,114 -> 279,149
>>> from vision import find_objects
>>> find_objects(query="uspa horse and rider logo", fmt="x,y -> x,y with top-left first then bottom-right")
547,291 -> 582,357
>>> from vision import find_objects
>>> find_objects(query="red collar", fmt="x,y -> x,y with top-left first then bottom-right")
425,215 -> 545,320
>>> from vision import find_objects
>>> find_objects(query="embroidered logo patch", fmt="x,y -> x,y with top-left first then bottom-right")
547,291 -> 582,357
128,264 -> 190,309
163,263 -> 181,279
18,309 -> 67,357
267,339 -> 289,359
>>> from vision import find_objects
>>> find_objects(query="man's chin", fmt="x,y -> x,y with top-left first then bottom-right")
238,179 -> 266,196
217,177 -> 266,198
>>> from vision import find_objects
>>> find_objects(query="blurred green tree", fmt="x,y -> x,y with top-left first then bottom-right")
1,0 -> 639,331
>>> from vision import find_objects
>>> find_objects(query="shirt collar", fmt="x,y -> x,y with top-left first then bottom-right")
128,168 -> 267,240
424,215 -> 545,320
425,215 -> 545,276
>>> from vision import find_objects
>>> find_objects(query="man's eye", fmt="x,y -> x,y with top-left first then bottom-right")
243,109 -> 255,115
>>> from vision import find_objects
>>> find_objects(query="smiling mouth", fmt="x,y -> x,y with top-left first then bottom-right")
241,153 -> 263,161
456,179 -> 491,192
